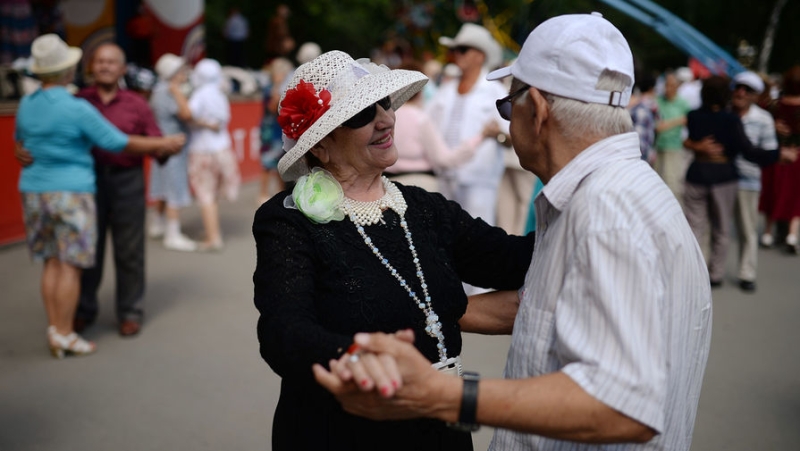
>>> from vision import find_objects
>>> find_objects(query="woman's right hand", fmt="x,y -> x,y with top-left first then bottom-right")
327,330 -> 415,398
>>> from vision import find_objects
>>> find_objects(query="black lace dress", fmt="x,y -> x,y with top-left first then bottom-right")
253,183 -> 534,451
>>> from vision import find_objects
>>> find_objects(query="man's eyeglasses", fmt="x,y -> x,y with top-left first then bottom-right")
452,45 -> 473,55
342,96 -> 393,129
733,84 -> 756,94
495,85 -> 530,121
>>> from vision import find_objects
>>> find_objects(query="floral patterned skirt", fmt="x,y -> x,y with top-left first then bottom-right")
21,192 -> 96,268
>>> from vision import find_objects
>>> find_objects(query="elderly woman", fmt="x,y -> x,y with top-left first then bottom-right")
147,53 -> 196,252
187,58 -> 241,251
15,34 -> 184,358
252,51 -> 533,450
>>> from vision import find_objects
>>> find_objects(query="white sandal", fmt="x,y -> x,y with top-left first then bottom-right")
47,326 -> 96,359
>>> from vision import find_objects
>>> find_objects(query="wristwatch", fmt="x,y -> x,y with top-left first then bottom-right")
448,371 -> 481,432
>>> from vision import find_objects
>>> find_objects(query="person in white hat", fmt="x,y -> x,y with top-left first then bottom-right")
426,23 -> 507,231
14,34 -> 185,357
315,14 -> 713,451
186,58 -> 241,251
147,53 -> 198,252
252,50 -> 534,450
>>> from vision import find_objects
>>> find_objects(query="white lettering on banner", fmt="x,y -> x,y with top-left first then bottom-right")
231,129 -> 247,161
231,127 -> 261,161
250,127 -> 261,160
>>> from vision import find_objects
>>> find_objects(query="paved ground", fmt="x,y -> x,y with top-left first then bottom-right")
1,182 -> 798,451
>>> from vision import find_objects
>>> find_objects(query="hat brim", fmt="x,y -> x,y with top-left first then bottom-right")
439,37 -> 456,47
487,66 -> 512,81
277,70 -> 428,181
30,47 -> 82,75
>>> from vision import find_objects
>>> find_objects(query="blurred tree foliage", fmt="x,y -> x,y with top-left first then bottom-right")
205,0 -> 799,75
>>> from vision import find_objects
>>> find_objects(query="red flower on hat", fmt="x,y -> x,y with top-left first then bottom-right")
278,79 -> 332,140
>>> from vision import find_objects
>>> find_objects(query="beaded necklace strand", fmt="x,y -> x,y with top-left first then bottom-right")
340,177 -> 448,363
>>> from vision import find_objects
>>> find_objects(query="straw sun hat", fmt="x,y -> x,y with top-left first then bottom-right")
30,34 -> 83,75
276,50 -> 428,181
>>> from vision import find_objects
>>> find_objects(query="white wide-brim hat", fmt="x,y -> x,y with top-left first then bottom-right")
277,50 -> 428,181
155,53 -> 185,80
488,12 -> 634,107
30,33 -> 82,75
439,23 -> 502,69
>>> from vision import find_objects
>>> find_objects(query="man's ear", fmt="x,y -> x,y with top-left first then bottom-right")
528,87 -> 549,135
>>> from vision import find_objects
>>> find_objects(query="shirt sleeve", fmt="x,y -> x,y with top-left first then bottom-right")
558,229 -> 666,433
76,100 -> 129,152
418,113 -> 482,170
758,114 -> 779,151
432,189 -> 533,290
137,99 -> 163,137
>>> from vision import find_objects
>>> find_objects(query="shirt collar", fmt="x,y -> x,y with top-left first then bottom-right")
541,132 -> 640,212
81,85 -> 123,105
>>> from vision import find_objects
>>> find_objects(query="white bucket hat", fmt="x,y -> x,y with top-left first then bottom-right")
439,23 -> 502,69
733,71 -> 764,94
488,12 -> 634,107
30,34 -> 83,75
276,50 -> 428,181
155,53 -> 185,80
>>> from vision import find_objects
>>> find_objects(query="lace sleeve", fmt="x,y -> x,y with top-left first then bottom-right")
252,195 -> 352,380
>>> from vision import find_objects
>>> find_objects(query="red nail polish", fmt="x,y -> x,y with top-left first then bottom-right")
381,386 -> 390,396
392,380 -> 399,388
360,380 -> 369,388
347,343 -> 361,354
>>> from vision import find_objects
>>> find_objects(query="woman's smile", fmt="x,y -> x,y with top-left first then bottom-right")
370,132 -> 394,149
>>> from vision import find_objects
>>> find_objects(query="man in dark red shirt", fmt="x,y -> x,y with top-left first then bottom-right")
75,43 -> 162,337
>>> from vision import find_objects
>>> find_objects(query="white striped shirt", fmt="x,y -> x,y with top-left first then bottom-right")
490,133 -> 712,451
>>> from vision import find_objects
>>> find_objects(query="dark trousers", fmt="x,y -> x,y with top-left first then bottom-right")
78,164 -> 146,322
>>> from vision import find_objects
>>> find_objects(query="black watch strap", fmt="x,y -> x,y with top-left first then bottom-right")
457,372 -> 480,430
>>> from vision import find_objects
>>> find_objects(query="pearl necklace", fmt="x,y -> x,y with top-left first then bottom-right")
342,177 -> 448,363
341,177 -> 406,226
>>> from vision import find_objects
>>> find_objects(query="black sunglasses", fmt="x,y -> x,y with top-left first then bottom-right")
341,96 -> 393,129
734,84 -> 756,94
495,85 -> 530,121
453,45 -> 473,54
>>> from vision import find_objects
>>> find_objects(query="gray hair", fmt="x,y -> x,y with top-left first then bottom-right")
517,70 -> 633,140
37,66 -> 76,85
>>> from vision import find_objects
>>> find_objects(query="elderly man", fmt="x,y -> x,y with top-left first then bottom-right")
74,43 -> 164,337
314,13 -> 712,451
427,23 -> 506,226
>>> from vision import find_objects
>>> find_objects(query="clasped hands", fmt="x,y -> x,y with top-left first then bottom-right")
312,329 -> 457,422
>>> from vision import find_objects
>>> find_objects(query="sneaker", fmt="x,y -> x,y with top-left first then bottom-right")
759,233 -> 774,248
164,233 -> 198,252
148,216 -> 166,239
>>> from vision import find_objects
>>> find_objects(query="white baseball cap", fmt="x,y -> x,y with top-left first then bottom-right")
487,12 -> 634,107
439,23 -> 502,69
733,71 -> 764,94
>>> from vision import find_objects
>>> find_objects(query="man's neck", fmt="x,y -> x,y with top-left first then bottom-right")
95,82 -> 120,104
457,65 -> 481,95
734,104 -> 751,118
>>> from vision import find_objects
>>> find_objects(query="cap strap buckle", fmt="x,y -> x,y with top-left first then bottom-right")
608,91 -> 623,106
